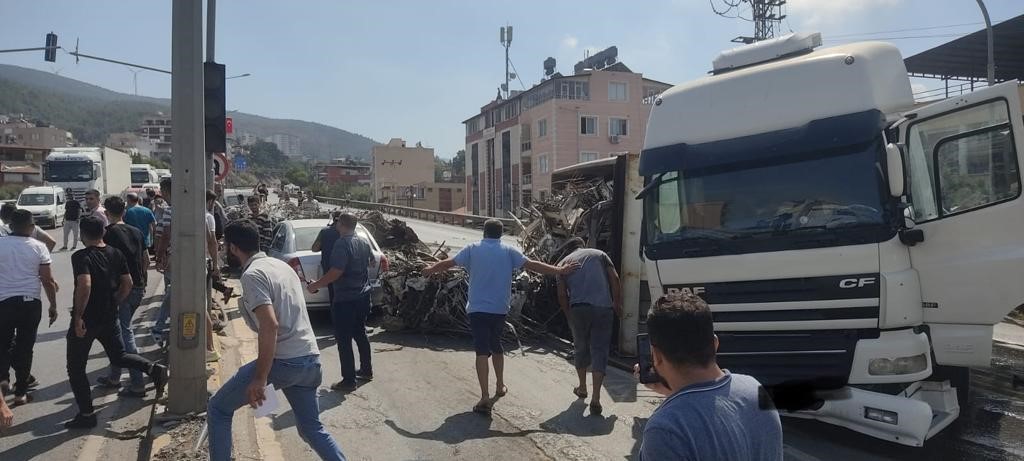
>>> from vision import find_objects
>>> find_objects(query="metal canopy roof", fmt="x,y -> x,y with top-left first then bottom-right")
904,14 -> 1024,82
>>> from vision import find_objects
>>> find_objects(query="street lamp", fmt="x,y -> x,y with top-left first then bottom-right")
226,72 -> 251,80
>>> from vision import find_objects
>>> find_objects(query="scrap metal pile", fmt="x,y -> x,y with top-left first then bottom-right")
372,177 -> 615,342
224,200 -> 329,223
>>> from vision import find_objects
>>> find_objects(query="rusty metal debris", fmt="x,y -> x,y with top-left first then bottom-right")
370,178 -> 614,342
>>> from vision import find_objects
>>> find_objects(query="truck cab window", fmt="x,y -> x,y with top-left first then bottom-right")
905,100 -> 1014,221
935,127 -> 1019,215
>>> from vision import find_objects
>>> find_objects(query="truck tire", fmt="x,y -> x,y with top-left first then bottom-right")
929,365 -> 970,408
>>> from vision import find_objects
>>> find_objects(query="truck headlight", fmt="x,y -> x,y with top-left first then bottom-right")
868,354 -> 928,376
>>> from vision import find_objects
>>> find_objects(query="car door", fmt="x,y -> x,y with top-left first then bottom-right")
268,224 -> 287,260
898,81 -> 1024,332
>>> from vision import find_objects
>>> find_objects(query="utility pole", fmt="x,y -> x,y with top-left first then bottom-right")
712,0 -> 786,44
976,0 -> 995,86
168,0 -> 208,415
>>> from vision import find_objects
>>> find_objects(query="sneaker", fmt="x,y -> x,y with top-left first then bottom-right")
26,375 -> 39,389
150,363 -> 168,396
331,380 -> 357,392
60,246 -> 67,251
96,376 -> 121,388
118,386 -> 147,398
12,394 -> 32,406
0,380 -> 9,394
356,370 -> 373,381
64,413 -> 97,429
206,350 -> 221,363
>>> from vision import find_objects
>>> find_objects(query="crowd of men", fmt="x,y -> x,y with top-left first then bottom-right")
0,183 -> 784,460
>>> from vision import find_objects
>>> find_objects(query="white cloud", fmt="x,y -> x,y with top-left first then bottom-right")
561,34 -> 579,49
788,0 -> 903,28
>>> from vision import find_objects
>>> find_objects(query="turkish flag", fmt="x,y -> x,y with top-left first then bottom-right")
225,117 -> 234,135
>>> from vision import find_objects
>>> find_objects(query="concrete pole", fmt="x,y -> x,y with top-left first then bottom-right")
976,0 -> 994,86
169,0 -> 208,414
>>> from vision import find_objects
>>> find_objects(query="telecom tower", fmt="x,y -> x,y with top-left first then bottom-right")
711,0 -> 787,44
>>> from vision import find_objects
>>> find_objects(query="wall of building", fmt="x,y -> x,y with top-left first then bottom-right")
1,124 -> 72,149
371,138 -> 434,203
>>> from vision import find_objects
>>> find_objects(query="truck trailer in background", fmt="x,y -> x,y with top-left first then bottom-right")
44,147 -> 132,200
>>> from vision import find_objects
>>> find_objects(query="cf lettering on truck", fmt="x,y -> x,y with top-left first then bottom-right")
633,33 -> 1024,446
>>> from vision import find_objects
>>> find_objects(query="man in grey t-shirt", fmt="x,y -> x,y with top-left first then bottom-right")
207,221 -> 345,461
637,293 -> 782,461
556,238 -> 621,415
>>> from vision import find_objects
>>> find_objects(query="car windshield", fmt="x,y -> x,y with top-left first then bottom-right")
131,171 -> 151,184
18,193 -> 54,206
293,226 -> 322,251
645,139 -> 889,254
46,161 -> 94,182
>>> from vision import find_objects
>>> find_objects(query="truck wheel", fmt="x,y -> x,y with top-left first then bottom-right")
929,365 -> 970,408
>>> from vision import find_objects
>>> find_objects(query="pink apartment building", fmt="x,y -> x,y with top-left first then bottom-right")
462,55 -> 670,217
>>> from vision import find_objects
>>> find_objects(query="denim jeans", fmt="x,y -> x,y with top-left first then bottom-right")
331,294 -> 371,381
107,286 -> 146,387
153,272 -> 171,334
208,354 -> 345,461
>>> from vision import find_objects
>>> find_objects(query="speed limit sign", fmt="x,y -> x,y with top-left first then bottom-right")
213,152 -> 230,181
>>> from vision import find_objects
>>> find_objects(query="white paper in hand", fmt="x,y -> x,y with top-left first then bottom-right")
252,384 -> 280,418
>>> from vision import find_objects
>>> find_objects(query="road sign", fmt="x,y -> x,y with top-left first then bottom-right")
213,152 -> 230,181
233,154 -> 247,172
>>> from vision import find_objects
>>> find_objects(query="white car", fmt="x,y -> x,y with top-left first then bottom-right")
267,219 -> 388,311
17,185 -> 66,228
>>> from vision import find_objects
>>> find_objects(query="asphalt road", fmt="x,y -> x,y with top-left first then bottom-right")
0,227 -> 164,461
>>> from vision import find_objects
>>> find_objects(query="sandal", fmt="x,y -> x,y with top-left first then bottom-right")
589,402 -> 603,416
495,385 -> 508,398
472,402 -> 492,416
573,386 -> 588,399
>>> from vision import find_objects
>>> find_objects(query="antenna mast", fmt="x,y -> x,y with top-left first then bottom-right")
711,0 -> 787,44
500,25 -> 513,99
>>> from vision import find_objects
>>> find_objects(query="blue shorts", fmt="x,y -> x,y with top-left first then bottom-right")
469,312 -> 506,357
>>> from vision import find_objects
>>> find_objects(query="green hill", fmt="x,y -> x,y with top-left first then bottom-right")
0,64 -> 378,159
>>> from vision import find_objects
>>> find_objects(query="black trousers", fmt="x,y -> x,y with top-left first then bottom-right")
0,297 -> 42,395
66,319 -> 154,414
331,293 -> 371,381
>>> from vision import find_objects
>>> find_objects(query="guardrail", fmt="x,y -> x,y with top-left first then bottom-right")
316,196 -> 520,233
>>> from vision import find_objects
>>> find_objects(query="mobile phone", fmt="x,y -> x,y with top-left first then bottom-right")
637,334 -> 663,384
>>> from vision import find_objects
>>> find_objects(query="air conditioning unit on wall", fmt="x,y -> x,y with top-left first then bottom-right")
609,135 -> 620,144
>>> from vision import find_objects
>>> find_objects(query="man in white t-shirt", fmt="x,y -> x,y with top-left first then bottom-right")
0,203 -> 56,251
0,210 -> 59,405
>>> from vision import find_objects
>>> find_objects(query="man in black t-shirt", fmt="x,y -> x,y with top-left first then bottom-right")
95,196 -> 150,396
64,216 -> 167,429
61,189 -> 82,251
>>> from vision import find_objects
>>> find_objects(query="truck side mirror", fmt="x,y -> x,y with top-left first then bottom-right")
885,143 -> 905,198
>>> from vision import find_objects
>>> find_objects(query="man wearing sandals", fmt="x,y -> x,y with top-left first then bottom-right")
556,238 -> 621,416
423,219 -> 579,415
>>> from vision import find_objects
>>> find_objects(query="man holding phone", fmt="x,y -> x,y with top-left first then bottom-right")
635,293 -> 782,460
0,209 -> 58,405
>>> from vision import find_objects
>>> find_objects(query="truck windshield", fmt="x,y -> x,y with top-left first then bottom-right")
18,194 -> 54,206
46,161 -> 94,182
131,171 -> 150,184
644,138 -> 893,258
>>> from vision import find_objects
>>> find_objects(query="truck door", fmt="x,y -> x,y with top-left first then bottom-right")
899,81 -> 1024,331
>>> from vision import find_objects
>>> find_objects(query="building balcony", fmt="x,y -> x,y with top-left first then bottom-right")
521,174 -> 531,185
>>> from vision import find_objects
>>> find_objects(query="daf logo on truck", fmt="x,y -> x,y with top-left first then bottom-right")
665,286 -> 706,297
839,277 -> 876,289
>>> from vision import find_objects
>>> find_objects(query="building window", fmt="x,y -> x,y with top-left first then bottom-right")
520,123 -> 531,152
580,116 -> 598,135
558,81 -> 590,100
538,119 -> 548,138
31,133 -> 40,140
609,118 -> 629,136
580,152 -> 599,163
538,154 -> 550,174
609,82 -> 627,102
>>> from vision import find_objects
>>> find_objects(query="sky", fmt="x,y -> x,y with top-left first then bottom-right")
0,0 -> 1021,158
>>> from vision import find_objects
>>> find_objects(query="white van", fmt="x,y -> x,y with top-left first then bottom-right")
17,185 -> 67,229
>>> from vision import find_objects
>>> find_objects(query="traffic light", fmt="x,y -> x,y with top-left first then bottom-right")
44,32 -> 57,62
204,62 -> 226,154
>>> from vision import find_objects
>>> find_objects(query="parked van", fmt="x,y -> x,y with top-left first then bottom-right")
17,185 -> 67,228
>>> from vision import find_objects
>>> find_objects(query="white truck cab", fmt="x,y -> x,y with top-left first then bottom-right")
639,33 -> 1024,446
17,185 -> 67,229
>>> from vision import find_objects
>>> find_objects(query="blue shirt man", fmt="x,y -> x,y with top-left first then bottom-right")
423,219 -> 579,415
123,195 -> 157,248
